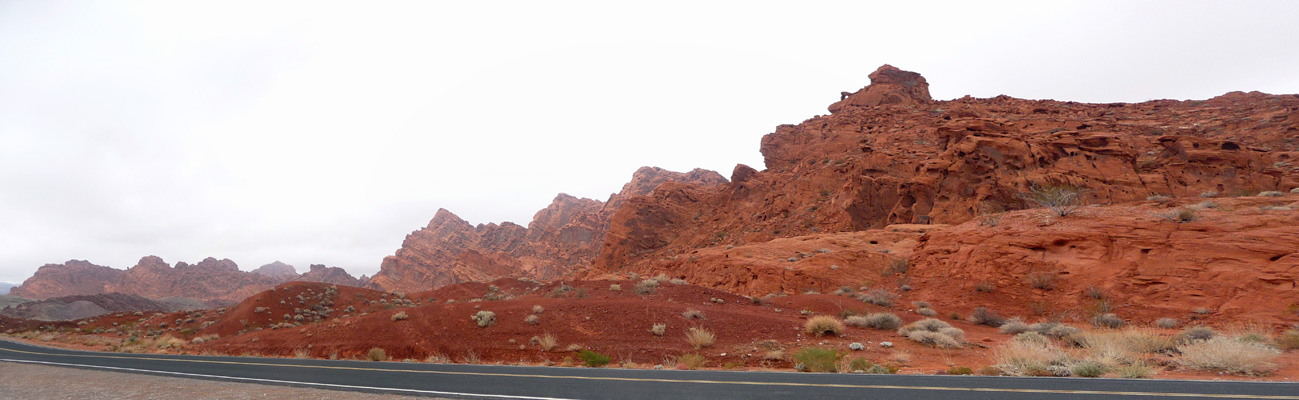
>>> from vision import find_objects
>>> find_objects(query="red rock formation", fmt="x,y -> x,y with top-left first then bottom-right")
905,195 -> 1299,326
370,167 -> 727,293
9,260 -> 121,300
582,65 -> 1299,292
250,261 -> 299,282
9,256 -> 361,303
294,264 -> 364,287
828,64 -> 931,113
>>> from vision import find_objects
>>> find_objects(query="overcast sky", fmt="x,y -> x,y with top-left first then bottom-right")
2,1 -> 1298,284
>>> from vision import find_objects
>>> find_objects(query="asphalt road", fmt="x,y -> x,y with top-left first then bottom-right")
2,339 -> 1297,400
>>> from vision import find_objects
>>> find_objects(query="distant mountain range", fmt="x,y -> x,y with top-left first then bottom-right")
0,282 -> 15,295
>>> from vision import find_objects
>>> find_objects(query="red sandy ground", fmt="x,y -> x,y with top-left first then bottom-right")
7,278 -> 1296,382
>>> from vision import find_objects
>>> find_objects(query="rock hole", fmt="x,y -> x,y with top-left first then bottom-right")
1141,249 -> 1151,254
869,240 -> 879,245
1270,254 -> 1286,262
1221,142 -> 1241,150
1051,239 -> 1068,247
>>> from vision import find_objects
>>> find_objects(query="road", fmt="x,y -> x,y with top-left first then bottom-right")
2,339 -> 1297,399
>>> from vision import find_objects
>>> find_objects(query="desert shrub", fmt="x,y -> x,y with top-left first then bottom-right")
999,318 -> 1031,335
531,333 -> 558,351
577,350 -> 611,367
1031,322 -> 1081,339
907,330 -> 961,348
1276,329 -> 1299,350
1020,183 -> 1085,216
1179,326 -> 1217,343
946,366 -> 974,375
1155,318 -> 1178,329
679,353 -> 707,370
681,309 -> 705,320
524,314 -> 539,325
390,312 -> 409,322
634,279 -> 659,294
993,340 -> 1068,376
848,313 -> 901,330
609,284 -> 621,291
471,311 -> 496,327
884,258 -> 909,275
804,316 -> 845,337
648,323 -> 667,336
858,289 -> 896,307
1114,363 -> 1155,379
1026,272 -> 1056,290
533,305 -> 544,314
367,347 -> 387,361
1091,313 -> 1125,329
1178,337 -> 1281,376
899,318 -> 964,348
1071,361 -> 1109,377
1259,190 -> 1284,197
792,347 -> 840,372
685,327 -> 715,349
1013,331 -> 1050,345
847,357 -> 874,372
669,278 -> 688,285
969,307 -> 1006,327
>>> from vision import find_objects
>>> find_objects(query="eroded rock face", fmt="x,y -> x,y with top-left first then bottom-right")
9,260 -> 121,299
829,64 -> 931,113
905,196 -> 1299,326
369,167 -> 727,293
582,66 -> 1299,287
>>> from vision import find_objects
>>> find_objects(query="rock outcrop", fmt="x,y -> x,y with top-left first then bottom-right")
828,64 -> 931,113
10,257 -> 366,304
581,65 -> 1299,293
250,261 -> 298,281
369,167 -> 727,292
0,292 -> 207,321
295,264 -> 365,287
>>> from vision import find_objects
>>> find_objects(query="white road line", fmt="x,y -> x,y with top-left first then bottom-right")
0,358 -> 576,400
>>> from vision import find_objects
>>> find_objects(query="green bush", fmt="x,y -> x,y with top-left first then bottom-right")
679,353 -> 707,370
577,350 -> 611,367
947,366 -> 974,375
1071,361 -> 1108,377
847,357 -> 874,372
793,347 -> 841,373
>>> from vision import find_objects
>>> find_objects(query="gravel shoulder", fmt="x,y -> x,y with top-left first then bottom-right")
0,360 -> 447,400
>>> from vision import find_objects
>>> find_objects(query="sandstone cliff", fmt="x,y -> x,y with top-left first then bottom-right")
369,167 -> 727,292
580,65 -> 1298,295
250,261 -> 298,281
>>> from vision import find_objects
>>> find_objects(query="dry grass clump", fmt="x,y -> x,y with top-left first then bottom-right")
1026,272 -> 1056,290
805,315 -> 845,337
391,311 -> 409,321
1154,318 -> 1178,329
898,318 -> 964,348
1030,322 -> 1081,339
679,353 -> 708,370
524,314 -> 540,325
367,347 -> 387,361
1182,325 -> 1217,341
471,310 -> 496,327
969,307 -> 1006,327
681,309 -> 706,320
650,323 -> 666,336
609,284 -> 621,291
1013,331 -> 1050,345
1276,329 -> 1299,350
916,308 -> 937,317
858,289 -> 896,307
845,312 -> 902,330
1178,337 -> 1281,376
634,279 -> 659,294
533,305 -> 544,314
685,327 -> 715,349
993,340 -> 1068,376
1090,313 -> 1125,329
531,333 -> 558,351
293,348 -> 311,359
999,318 -> 1031,335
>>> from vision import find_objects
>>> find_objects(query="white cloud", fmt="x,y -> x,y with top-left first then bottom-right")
2,0 -> 1298,283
